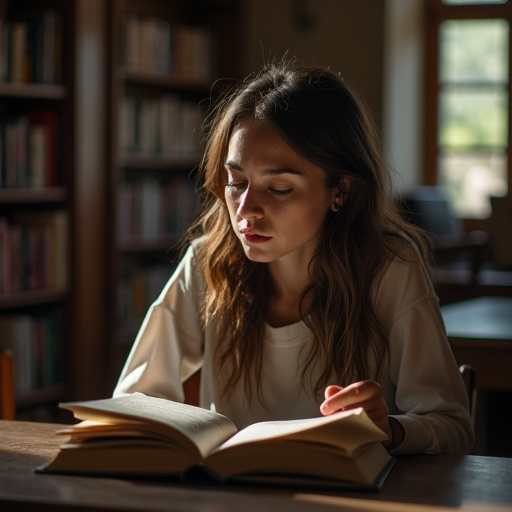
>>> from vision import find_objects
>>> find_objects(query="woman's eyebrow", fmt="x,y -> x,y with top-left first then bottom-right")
224,160 -> 302,176
262,168 -> 302,176
225,160 -> 242,171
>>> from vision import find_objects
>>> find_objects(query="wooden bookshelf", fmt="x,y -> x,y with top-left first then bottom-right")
105,0 -> 241,388
0,0 -> 67,419
1,0 -> 241,413
0,0 -> 107,417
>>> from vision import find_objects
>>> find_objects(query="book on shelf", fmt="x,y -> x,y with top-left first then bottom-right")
116,263 -> 173,330
28,110 -> 58,187
116,177 -> 199,240
0,111 -> 58,188
13,210 -> 68,291
123,14 -> 213,80
3,9 -> 61,84
0,210 -> 68,293
119,94 -> 204,159
0,18 -> 6,82
0,310 -> 63,395
37,393 -> 395,490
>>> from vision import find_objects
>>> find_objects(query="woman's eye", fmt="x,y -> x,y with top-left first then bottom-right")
226,181 -> 292,196
226,181 -> 246,191
269,187 -> 293,196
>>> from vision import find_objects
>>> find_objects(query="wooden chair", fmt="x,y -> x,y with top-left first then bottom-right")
0,348 -> 15,420
183,370 -> 201,407
459,363 -> 477,426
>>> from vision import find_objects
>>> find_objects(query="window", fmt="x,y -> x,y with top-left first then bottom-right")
426,0 -> 512,218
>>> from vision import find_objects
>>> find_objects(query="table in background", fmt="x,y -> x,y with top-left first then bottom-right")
1,420 -> 512,512
442,296 -> 512,390
442,296 -> 512,456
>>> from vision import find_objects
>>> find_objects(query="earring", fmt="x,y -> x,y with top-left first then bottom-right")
330,198 -> 343,212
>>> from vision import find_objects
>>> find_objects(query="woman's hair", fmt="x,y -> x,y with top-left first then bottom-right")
186,57 -> 430,402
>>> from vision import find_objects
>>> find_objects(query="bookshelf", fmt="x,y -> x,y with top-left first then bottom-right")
0,0 -> 69,419
0,0 -> 107,418
0,0 -> 241,413
105,0 -> 241,387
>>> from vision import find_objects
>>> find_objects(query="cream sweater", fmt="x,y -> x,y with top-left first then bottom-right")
114,238 -> 474,455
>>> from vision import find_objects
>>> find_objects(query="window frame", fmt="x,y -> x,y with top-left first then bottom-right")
425,0 -> 512,224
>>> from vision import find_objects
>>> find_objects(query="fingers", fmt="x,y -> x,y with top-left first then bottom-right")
324,385 -> 343,400
321,380 -> 381,415
320,380 -> 392,441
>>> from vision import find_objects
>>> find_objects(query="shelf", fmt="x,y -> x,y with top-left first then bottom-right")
0,82 -> 66,100
0,187 -> 67,204
0,289 -> 68,310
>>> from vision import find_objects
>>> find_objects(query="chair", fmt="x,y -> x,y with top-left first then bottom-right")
0,348 -> 15,420
459,363 -> 477,426
399,186 -> 489,284
489,194 -> 512,270
183,370 -> 201,407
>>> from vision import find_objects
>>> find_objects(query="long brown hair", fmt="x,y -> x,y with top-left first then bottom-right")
186,58 -> 431,402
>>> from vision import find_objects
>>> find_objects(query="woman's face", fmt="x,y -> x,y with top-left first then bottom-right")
224,118 -> 338,265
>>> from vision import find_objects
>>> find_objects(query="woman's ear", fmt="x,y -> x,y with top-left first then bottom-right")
331,178 -> 350,208
339,177 -> 351,196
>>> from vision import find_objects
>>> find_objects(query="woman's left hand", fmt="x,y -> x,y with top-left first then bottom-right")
320,380 -> 392,442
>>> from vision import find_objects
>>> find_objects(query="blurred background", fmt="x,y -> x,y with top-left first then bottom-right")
0,0 -> 511,456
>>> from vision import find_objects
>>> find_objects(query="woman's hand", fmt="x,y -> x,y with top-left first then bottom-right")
320,380 -> 399,447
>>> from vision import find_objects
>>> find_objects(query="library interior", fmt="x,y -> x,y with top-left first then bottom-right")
1,0 -> 512,464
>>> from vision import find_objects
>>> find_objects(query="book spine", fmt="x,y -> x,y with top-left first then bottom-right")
0,111 -> 58,189
116,264 -> 174,330
115,177 -> 197,240
0,310 -> 63,396
123,14 -> 213,80
0,17 -> 7,82
4,10 -> 61,85
9,22 -> 28,83
0,212 -> 69,293
121,95 -> 204,159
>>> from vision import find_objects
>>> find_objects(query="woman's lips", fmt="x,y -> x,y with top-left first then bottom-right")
243,233 -> 271,243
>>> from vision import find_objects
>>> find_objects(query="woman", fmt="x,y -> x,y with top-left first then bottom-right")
114,58 -> 474,455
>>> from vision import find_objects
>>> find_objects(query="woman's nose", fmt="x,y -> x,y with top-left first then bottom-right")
237,187 -> 264,219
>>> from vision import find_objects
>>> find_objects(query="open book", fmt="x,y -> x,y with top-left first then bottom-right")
38,393 -> 395,489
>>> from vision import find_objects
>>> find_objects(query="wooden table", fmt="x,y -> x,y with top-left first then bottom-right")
442,296 -> 512,390
1,420 -> 512,512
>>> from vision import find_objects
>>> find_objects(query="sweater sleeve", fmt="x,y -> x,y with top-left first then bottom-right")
113,244 -> 204,402
373,239 -> 475,455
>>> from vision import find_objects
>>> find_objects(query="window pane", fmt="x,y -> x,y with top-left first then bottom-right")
440,19 -> 509,83
438,153 -> 508,216
442,1 -> 507,5
439,87 -> 508,148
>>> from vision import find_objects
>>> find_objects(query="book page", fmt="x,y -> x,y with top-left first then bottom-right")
60,393 -> 238,458
216,408 -> 387,456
